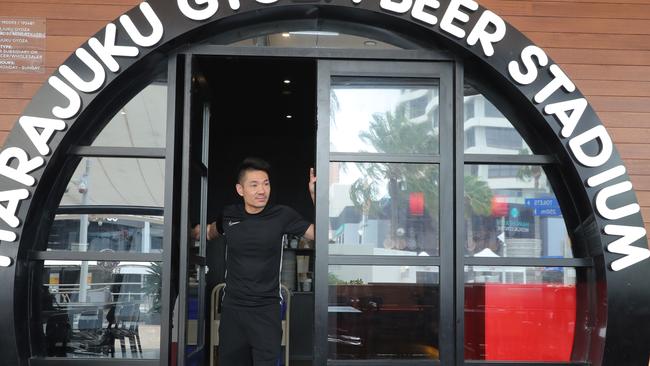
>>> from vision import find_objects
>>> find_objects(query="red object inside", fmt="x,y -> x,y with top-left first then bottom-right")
490,195 -> 509,217
465,283 -> 576,361
409,192 -> 425,216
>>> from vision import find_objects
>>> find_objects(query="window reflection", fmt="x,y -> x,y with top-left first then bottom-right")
465,266 -> 578,361
48,214 -> 163,253
330,78 -> 440,154
329,163 -> 439,256
227,31 -> 400,49
92,82 -> 167,148
61,158 -> 165,207
464,88 -> 532,155
36,261 -> 161,358
464,165 -> 572,258
329,265 -> 439,360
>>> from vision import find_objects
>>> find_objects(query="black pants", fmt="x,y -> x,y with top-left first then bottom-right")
218,304 -> 282,366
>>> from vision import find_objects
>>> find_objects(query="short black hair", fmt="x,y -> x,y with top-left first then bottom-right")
237,157 -> 271,183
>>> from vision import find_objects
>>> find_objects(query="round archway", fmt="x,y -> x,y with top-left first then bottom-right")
0,1 -> 648,365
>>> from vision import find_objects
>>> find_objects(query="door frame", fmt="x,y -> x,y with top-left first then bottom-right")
168,46 -> 458,366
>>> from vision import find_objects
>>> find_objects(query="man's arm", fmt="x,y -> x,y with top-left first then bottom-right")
304,168 -> 316,241
192,222 -> 220,241
309,167 -> 316,204
303,224 -> 315,241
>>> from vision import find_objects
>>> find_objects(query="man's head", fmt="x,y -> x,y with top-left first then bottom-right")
236,157 -> 271,214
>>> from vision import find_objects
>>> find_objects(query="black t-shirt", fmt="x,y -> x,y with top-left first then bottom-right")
219,203 -> 310,308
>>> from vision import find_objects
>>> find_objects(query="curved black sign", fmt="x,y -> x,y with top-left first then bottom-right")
0,0 -> 648,364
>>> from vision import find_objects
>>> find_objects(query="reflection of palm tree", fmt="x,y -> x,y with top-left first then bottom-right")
349,104 -> 492,248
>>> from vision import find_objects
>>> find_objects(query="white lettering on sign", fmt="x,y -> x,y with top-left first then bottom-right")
0,189 -> 29,229
59,48 -> 106,93
508,45 -> 549,85
119,2 -> 164,48
440,0 -> 478,39
89,24 -> 139,73
18,116 -> 66,156
0,0 -> 646,274
604,225 -> 650,271
48,76 -> 81,119
178,0 -> 220,20
466,10 -> 505,57
412,0 -> 441,25
0,147 -> 43,186
507,42 -> 650,271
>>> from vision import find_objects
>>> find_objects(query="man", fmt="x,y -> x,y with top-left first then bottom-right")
194,157 -> 315,366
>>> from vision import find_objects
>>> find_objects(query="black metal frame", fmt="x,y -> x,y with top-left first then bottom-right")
9,2 -> 647,364
315,57 -> 455,365
22,59 -> 175,365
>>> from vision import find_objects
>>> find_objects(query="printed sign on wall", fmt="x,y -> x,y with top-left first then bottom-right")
0,17 -> 45,73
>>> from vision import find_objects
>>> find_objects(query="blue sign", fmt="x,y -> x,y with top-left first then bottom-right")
534,207 -> 562,217
525,198 -> 560,209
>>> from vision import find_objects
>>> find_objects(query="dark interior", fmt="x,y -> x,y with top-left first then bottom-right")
195,56 -> 317,222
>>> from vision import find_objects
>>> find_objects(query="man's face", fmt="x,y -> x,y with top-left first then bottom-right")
236,169 -> 271,213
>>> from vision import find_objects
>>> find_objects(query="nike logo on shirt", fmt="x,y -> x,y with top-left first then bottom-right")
228,220 -> 241,226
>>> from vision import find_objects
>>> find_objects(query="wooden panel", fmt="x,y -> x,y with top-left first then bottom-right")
505,16 -> 650,35
0,116 -> 18,131
526,32 -> 650,51
564,65 -> 650,82
575,80 -> 650,97
623,160 -> 650,176
589,97 -> 650,113
609,128 -> 650,144
0,68 -> 54,83
0,83 -> 42,99
0,3 -> 132,21
46,36 -> 88,52
631,175 -> 650,191
618,144 -> 650,160
0,99 -> 30,115
47,19 -> 113,36
598,112 -> 650,129
15,0 -> 138,4
545,48 -> 650,66
480,0 -> 650,20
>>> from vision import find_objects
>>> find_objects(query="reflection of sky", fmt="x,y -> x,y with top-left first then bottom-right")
331,88 -> 403,152
335,163 -> 389,199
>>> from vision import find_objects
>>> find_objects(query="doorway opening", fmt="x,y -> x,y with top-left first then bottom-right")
180,56 -> 317,365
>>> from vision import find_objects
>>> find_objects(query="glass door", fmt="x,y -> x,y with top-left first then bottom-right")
315,60 -> 454,365
175,54 -> 211,366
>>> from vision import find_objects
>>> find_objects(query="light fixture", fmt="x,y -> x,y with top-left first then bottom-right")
284,79 -> 291,84
282,32 -> 290,38
289,31 -> 339,36
286,115 -> 293,119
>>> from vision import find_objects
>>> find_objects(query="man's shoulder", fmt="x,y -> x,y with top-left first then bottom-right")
222,204 -> 243,218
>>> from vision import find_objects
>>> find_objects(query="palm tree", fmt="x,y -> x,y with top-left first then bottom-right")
348,101 -> 492,251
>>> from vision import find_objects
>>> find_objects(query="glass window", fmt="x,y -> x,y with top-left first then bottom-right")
464,165 -> 572,258
485,127 -> 524,150
329,162 -> 439,256
464,88 -> 532,155
330,78 -> 440,154
60,158 -> 165,207
329,265 -> 440,360
47,214 -> 163,253
92,81 -> 167,148
464,266 -> 579,362
487,165 -> 520,178
35,260 -> 162,358
228,31 -> 401,49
